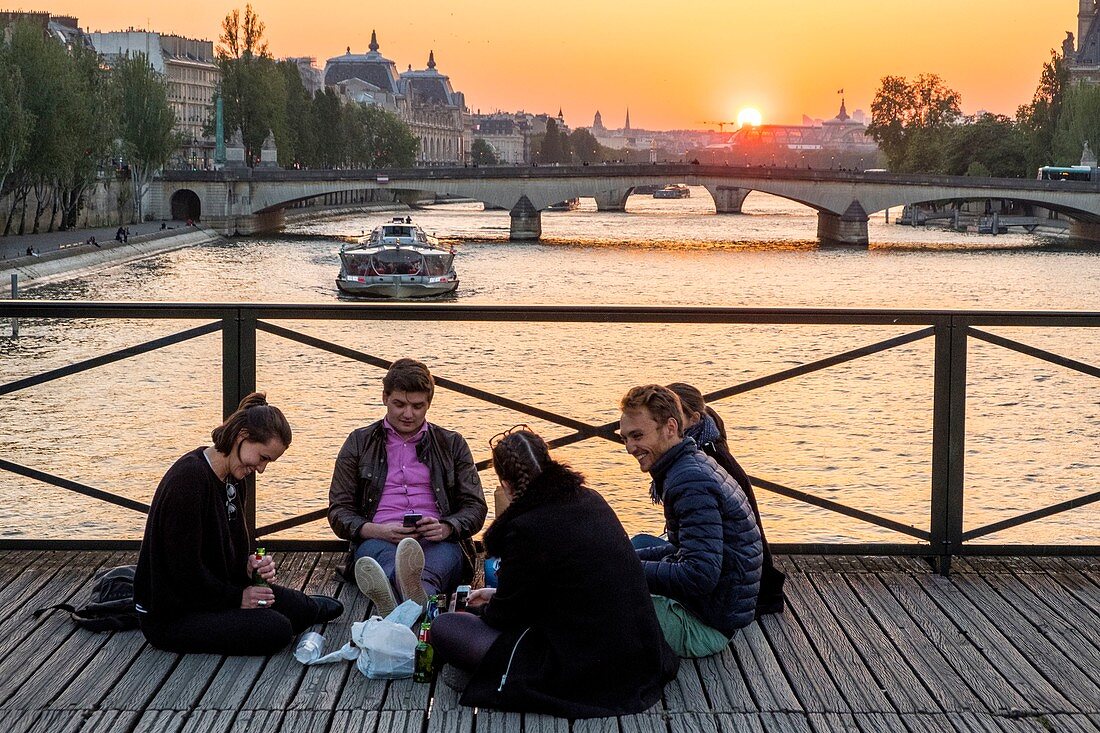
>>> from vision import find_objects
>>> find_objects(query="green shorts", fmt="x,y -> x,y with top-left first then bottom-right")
650,594 -> 732,658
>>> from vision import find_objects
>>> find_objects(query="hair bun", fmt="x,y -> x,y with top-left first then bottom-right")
238,391 -> 269,410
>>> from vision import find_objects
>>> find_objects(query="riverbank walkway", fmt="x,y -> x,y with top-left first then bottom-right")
0,222 -> 181,263
1,551 -> 1096,733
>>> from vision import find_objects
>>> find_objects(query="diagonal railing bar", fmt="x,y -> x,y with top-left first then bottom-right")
961,489 -> 1100,542
966,327 -> 1100,379
257,320 -> 610,437
256,507 -> 329,537
0,457 -> 150,514
703,327 -> 935,403
750,475 -> 931,540
0,321 -> 222,397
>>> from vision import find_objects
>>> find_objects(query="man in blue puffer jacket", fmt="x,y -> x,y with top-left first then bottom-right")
619,385 -> 763,657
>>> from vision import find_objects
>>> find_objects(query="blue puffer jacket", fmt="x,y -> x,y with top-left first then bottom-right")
638,438 -> 763,635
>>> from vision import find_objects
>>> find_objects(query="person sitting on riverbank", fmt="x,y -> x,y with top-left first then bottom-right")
666,382 -> 786,615
134,392 -> 343,655
430,427 -> 679,718
328,358 -> 486,616
620,384 -> 762,657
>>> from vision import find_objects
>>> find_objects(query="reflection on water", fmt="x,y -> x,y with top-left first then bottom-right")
2,191 -> 1098,545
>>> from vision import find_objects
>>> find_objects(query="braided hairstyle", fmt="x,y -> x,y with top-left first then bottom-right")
492,430 -> 551,503
210,392 -> 292,455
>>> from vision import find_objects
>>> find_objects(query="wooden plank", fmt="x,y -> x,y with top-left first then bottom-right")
178,709 -> 238,733
0,551 -> 43,618
381,677 -> 431,711
0,709 -> 48,733
947,711 -> 1047,732
571,715 -> 616,733
757,602 -> 851,713
729,621 -> 801,712
951,573 -> 1100,712
696,645 -> 756,712
98,645 -> 180,710
144,654 -> 223,710
920,574 -> 1073,713
79,710 -> 142,733
273,710 -> 331,733
285,576 -> 366,712
14,709 -> 83,732
474,709 -> 522,733
664,658 -> 711,713
843,573 -> 985,713
809,571 -> 940,714
1045,715 -> 1100,733
783,573 -> 895,713
329,709 -> 378,733
805,712 -> 861,732
878,573 -> 1031,714
0,552 -> 61,632
524,712 -> 569,733
668,711 -> 722,733
46,625 -> 147,710
758,711 -> 812,732
132,709 -> 189,733
0,552 -> 123,707
619,714 -> 670,733
229,710 -> 285,733
426,706 -> 473,733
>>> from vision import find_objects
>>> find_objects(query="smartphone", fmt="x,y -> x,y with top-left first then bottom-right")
454,584 -> 472,611
403,513 -> 423,528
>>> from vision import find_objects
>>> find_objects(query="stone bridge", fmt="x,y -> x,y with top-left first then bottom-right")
151,164 -> 1100,246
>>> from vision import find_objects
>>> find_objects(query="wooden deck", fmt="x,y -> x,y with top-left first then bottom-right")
0,552 -> 1097,733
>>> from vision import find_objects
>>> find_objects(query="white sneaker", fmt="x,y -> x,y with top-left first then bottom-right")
354,556 -> 397,617
395,537 -> 428,607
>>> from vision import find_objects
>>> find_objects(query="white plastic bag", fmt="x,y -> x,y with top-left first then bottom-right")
352,617 -> 418,679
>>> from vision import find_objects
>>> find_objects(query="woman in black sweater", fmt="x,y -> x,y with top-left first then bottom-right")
429,427 -> 679,719
134,392 -> 342,655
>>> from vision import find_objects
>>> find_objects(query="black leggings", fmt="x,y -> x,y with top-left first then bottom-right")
431,611 -> 502,670
140,584 -> 320,656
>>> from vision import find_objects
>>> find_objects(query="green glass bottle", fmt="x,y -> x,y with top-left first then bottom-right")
251,547 -> 269,587
414,621 -> 435,683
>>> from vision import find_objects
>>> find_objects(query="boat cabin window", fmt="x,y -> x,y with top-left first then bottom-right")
383,225 -> 415,239
372,248 -> 423,275
423,254 -> 451,276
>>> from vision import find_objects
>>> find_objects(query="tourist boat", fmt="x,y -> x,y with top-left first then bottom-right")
653,184 -> 691,199
336,218 -> 458,298
546,197 -> 580,211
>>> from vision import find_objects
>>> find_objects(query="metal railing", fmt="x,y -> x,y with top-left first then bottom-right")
1,302 -> 1098,572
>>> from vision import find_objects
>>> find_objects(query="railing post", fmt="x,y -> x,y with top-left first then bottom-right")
930,315 -> 967,575
222,307 -> 258,532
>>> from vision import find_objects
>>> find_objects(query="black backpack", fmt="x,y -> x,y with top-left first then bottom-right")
34,564 -> 140,632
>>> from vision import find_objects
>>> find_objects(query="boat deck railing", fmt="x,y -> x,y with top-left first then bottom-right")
1,302 -> 1098,572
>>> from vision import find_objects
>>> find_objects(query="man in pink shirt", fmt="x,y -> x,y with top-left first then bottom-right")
328,359 -> 487,615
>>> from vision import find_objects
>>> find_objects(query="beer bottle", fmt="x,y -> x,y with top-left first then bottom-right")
414,622 -> 435,683
251,547 -> 270,587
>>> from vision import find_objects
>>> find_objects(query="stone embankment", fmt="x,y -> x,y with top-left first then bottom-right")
0,226 -> 222,290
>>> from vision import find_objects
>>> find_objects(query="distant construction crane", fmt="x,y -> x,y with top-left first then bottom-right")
699,120 -> 738,132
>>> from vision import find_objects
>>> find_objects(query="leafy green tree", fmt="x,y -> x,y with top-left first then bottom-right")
309,88 -> 345,168
1017,50 -> 1068,172
216,5 -> 286,165
357,105 -> 419,167
110,53 -> 179,223
539,118 -> 566,163
943,114 -> 1028,178
470,138 -> 499,165
56,44 -> 114,230
276,60 -> 315,167
0,49 -> 31,201
1051,82 -> 1100,165
568,128 -> 601,163
867,73 -> 962,172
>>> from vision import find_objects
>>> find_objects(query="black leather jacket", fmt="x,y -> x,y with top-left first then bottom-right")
328,419 -> 487,579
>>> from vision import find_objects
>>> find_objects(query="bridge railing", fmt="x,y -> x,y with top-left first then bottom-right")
1,302 -> 1098,572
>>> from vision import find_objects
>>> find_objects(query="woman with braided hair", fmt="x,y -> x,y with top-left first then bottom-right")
134,392 -> 343,655
429,426 -> 678,718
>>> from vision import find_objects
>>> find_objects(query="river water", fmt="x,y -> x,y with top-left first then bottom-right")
2,189 -> 1098,545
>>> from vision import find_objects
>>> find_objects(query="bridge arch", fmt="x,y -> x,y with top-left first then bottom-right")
170,189 -> 201,221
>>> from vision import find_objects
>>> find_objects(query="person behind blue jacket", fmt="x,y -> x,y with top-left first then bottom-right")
619,384 -> 763,658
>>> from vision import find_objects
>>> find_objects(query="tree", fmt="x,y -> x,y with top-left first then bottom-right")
276,60 -> 315,167
1017,50 -> 1068,172
110,53 -> 179,222
568,128 -> 601,163
56,43 -> 114,230
943,114 -> 1028,178
216,5 -> 286,165
470,138 -> 499,165
539,119 -> 566,163
356,105 -> 419,167
0,50 -> 31,201
309,88 -> 345,168
867,73 -> 962,172
1051,82 -> 1100,165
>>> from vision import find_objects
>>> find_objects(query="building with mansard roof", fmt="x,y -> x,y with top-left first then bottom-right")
324,31 -> 469,164
1067,1 -> 1100,84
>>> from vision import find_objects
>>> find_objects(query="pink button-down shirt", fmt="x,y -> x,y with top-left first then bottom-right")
371,420 -> 440,525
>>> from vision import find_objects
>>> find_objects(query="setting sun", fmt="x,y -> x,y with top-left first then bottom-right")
737,107 -> 763,128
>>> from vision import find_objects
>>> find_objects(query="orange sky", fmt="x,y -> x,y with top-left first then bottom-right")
21,0 -> 1078,129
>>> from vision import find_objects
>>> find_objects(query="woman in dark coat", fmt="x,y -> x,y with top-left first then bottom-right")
666,383 -> 786,615
430,427 -> 679,719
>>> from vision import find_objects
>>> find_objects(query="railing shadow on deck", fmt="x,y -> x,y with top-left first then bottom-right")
1,301 -> 1098,573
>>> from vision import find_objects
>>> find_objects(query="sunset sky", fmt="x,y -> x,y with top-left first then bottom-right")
22,0 -> 1077,129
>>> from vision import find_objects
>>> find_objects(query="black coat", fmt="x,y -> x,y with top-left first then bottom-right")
638,438 -> 763,635
460,462 -> 679,718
